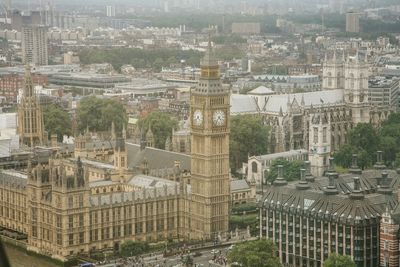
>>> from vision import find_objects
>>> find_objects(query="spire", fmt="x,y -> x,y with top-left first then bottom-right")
122,123 -> 126,140
342,50 -> 345,62
24,64 -> 34,97
200,30 -> 217,68
301,94 -> 305,106
355,50 -> 359,63
332,50 -> 337,62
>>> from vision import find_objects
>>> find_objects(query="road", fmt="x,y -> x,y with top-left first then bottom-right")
97,244 -> 231,267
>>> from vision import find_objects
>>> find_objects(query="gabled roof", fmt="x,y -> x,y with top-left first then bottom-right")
231,179 -> 250,191
126,141 -> 191,171
247,86 -> 274,95
230,94 -> 260,114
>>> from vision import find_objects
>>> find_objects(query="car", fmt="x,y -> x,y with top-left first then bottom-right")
211,249 -> 220,254
193,251 -> 202,257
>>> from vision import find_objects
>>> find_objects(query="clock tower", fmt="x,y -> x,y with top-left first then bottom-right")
190,40 -> 230,240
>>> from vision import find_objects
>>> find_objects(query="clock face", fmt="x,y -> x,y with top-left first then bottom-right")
213,110 -> 226,126
193,109 -> 203,126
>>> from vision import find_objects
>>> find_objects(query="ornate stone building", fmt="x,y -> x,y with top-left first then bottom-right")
190,41 -> 230,240
231,53 -> 392,176
17,65 -> 46,147
0,44 -> 231,261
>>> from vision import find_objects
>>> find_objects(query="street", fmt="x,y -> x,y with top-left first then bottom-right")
96,244 -> 232,267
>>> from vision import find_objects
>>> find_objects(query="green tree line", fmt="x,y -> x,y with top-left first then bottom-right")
79,48 -> 203,71
335,114 -> 400,169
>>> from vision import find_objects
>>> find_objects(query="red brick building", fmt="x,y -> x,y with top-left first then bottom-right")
0,73 -> 48,102
381,208 -> 400,267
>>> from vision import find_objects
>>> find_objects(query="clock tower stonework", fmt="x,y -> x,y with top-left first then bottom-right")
190,41 -> 230,240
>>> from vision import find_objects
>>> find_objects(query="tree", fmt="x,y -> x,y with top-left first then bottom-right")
266,158 -> 304,182
334,144 -> 355,169
323,253 -> 356,267
348,123 -> 379,156
43,103 -> 72,141
77,96 -> 127,133
230,115 -> 269,173
138,111 -> 178,149
334,123 -> 379,169
120,241 -> 150,257
227,239 -> 282,267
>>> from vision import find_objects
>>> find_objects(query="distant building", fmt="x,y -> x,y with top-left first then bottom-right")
22,25 -> 48,66
369,77 -> 400,111
63,52 -> 80,65
231,22 -> 261,35
243,150 -> 308,186
231,179 -> 256,206
106,5 -> 116,17
346,12 -> 360,33
0,73 -> 48,102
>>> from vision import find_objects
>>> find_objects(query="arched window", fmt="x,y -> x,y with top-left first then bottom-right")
359,74 -> 364,89
350,73 -> 355,89
337,72 -> 341,88
252,162 -> 258,173
327,72 -> 332,87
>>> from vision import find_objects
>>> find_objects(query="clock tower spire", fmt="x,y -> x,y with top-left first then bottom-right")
190,37 -> 230,240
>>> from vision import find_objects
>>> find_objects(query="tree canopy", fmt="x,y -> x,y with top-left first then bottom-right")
227,239 -> 282,267
266,158 -> 304,182
77,96 -> 127,133
323,253 -> 356,267
120,241 -> 150,257
43,103 -> 72,141
79,48 -> 203,72
334,115 -> 400,169
138,111 -> 178,149
230,115 -> 269,173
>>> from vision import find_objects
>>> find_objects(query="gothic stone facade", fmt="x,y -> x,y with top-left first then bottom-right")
233,54 -> 391,177
0,156 -> 191,261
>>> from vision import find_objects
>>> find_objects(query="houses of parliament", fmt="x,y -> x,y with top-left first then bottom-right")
0,46 -> 230,261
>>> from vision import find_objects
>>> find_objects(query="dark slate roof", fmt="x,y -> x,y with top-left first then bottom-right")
126,141 -> 191,171
261,168 -> 400,225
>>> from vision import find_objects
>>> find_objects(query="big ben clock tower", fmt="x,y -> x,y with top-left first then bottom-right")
190,40 -> 230,240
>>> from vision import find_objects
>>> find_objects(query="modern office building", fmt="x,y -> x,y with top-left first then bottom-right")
346,12 -> 360,33
260,156 -> 400,267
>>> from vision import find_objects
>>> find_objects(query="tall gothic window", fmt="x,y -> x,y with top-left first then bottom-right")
359,74 -> 364,89
313,127 -> 318,144
350,73 -> 355,89
327,72 -> 332,87
252,162 -> 258,173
